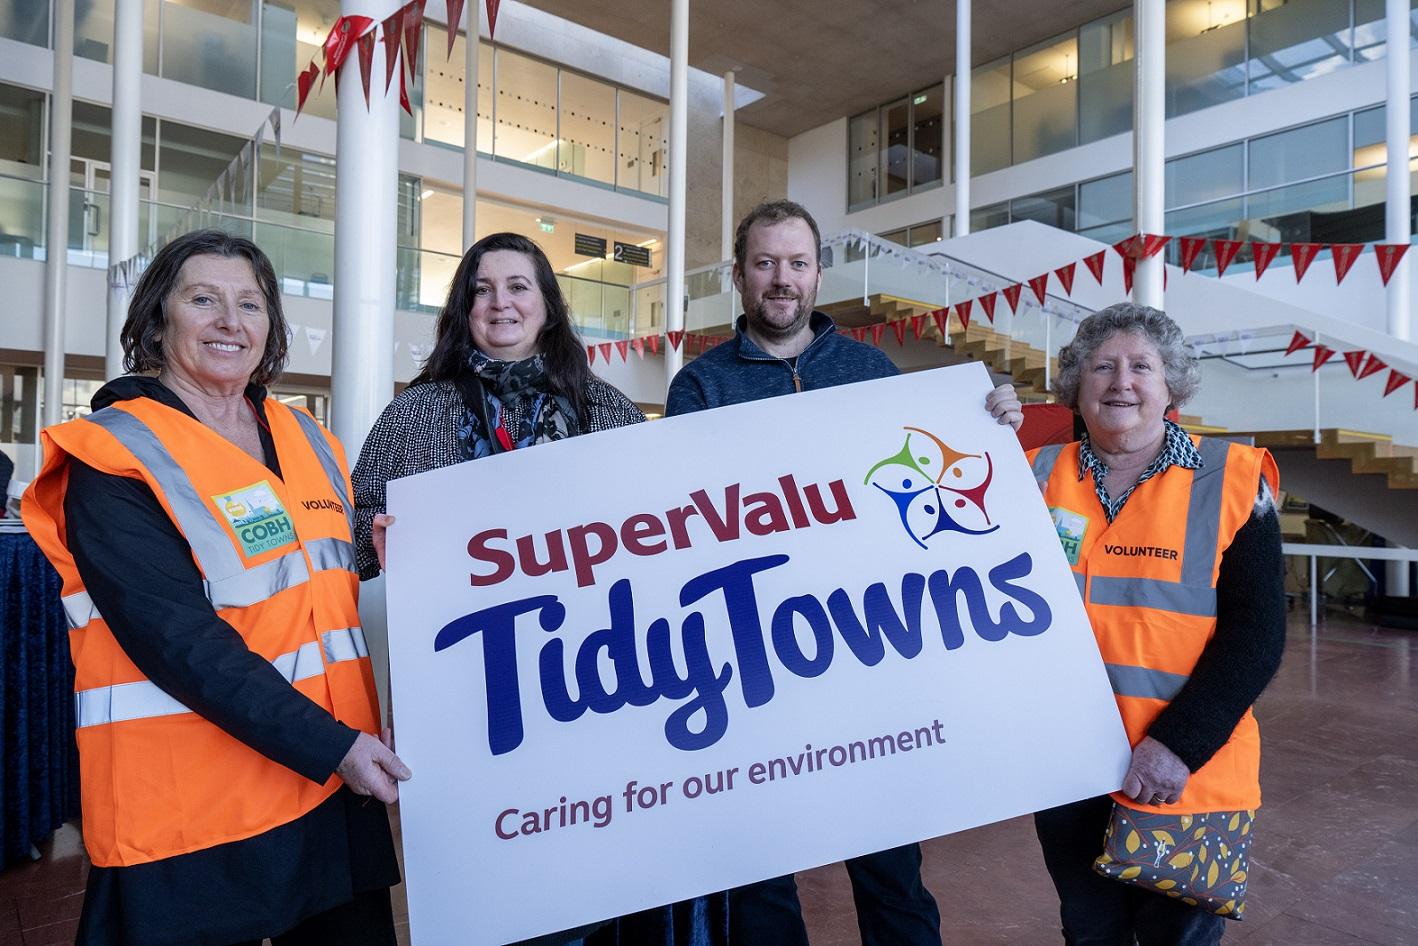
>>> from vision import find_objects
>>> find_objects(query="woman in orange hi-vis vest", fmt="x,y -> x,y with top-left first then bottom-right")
1026,303 -> 1285,946
22,231 -> 411,946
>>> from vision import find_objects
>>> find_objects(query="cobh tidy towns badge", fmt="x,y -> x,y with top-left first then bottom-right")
214,480 -> 297,556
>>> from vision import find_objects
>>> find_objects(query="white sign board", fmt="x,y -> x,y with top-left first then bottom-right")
386,362 -> 1130,945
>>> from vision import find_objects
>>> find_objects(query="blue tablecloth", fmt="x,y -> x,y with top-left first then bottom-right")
0,530 -> 79,866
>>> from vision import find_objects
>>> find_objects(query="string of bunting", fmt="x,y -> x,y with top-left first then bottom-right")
1279,331 -> 1417,411
296,0 -> 501,116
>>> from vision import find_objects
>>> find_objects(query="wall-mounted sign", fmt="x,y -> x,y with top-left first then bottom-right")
613,241 -> 652,267
574,233 -> 608,258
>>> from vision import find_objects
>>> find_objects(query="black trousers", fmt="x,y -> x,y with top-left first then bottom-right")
1034,795 -> 1226,946
227,887 -> 396,946
728,842 -> 941,946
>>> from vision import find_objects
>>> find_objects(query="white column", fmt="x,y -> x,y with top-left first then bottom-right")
42,0 -> 75,432
952,0 -> 970,238
1387,0 -> 1412,341
331,1 -> 400,459
461,1 -> 479,249
721,70 -> 734,261
106,0 -> 144,380
664,0 -> 688,389
1388,558 -> 1412,597
1132,0 -> 1165,308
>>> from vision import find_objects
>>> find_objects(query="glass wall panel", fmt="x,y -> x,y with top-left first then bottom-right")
971,202 -> 1010,232
157,119 -> 246,207
258,0 -> 337,119
1012,33 -> 1078,162
161,0 -> 258,98
617,90 -> 666,197
1245,176 -> 1351,244
908,219 -> 943,246
421,28 -> 492,151
1011,186 -> 1076,230
1351,0 -> 1418,62
494,48 -> 557,170
1,0 -> 49,47
1165,143 -> 1243,208
880,226 -> 908,247
847,110 -> 878,208
70,101 -> 158,170
1248,117 -> 1347,190
258,143 -> 336,223
972,57 -> 1011,173
1247,0 -> 1351,93
1165,0 -> 1246,117
881,97 -> 910,197
1079,10 -> 1134,144
75,0 -> 160,70
1351,98 -> 1418,167
557,72 -> 615,185
911,85 -> 945,188
0,85 -> 45,256
1079,170 -> 1132,231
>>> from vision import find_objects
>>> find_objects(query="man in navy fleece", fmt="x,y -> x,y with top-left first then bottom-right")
665,199 -> 1022,945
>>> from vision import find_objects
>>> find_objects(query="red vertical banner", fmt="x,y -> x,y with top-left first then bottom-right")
870,323 -> 885,346
1358,353 -> 1387,380
486,0 -> 501,37
445,0 -> 466,58
1383,369 -> 1411,397
1212,239 -> 1243,277
1027,274 -> 1050,306
955,299 -> 973,330
666,329 -> 684,351
1374,244 -> 1410,286
1310,345 -> 1336,371
1283,331 -> 1312,356
1289,243 -> 1323,282
1342,350 -> 1367,377
380,9 -> 403,92
1330,244 -> 1364,284
356,30 -> 376,106
1002,283 -> 1023,313
890,320 -> 907,346
1177,237 -> 1207,274
1251,242 -> 1281,280
1083,251 -> 1106,285
978,291 -> 998,322
1054,262 -> 1077,296
402,0 -> 427,81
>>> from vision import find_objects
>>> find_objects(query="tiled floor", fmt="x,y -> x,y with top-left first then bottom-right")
5,613 -> 1415,946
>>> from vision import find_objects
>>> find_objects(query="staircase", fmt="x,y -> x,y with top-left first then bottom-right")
1240,429 -> 1418,490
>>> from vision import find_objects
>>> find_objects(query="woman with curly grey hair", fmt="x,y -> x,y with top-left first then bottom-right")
1027,302 -> 1285,945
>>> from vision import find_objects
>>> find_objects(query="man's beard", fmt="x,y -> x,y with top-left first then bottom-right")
748,291 -> 814,340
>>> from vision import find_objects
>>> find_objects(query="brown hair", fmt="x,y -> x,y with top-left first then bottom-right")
733,199 -> 822,272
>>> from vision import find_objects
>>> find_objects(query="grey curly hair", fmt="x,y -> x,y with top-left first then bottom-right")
1052,302 -> 1200,410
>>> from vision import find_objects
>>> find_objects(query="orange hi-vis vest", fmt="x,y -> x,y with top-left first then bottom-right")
23,395 -> 380,867
1027,435 -> 1278,815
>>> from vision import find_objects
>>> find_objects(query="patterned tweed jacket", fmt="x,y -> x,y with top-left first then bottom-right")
350,377 -> 645,579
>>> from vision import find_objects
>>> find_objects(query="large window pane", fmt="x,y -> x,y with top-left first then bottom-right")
908,219 -> 943,246
881,97 -> 910,197
1079,170 -> 1132,230
557,73 -> 615,185
1012,33 -> 1078,163
419,28 -> 490,150
1247,0 -> 1351,93
0,85 -> 45,256
1079,10 -> 1133,144
910,85 -> 944,188
161,0 -> 258,98
258,143 -> 336,224
1,0 -> 48,47
847,110 -> 878,208
971,202 -> 1010,232
1352,98 -> 1418,168
1011,186 -> 1075,230
1248,117 -> 1347,190
494,49 -> 557,170
258,0 -> 337,119
1165,197 -> 1245,269
1165,0 -> 1246,117
972,57 -> 1011,173
617,90 -> 666,197
1245,176 -> 1351,243
158,120 -> 246,207
1166,144 -> 1243,208
75,0 -> 160,71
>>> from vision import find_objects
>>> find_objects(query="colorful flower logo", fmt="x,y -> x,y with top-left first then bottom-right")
865,426 -> 999,548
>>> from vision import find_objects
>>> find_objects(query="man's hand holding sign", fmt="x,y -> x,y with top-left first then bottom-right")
384,361 -> 1130,945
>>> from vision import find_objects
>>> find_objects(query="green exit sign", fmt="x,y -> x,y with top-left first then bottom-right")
913,94 -> 928,105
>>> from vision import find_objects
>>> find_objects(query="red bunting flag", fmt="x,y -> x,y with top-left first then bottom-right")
1082,251 -> 1106,286
646,334 -> 660,355
1122,256 -> 1135,295
1251,242 -> 1281,280
850,326 -> 867,342
597,342 -> 612,362
1283,331 -> 1311,356
1138,234 -> 1171,259
870,323 -> 885,346
666,330 -> 684,351
911,314 -> 926,340
932,309 -> 948,337
296,61 -> 320,115
956,299 -> 973,330
1311,345 -> 1336,371
402,0 -> 426,82
1178,237 -> 1207,274
1028,274 -> 1049,306
1290,243 -> 1323,283
1054,262 -> 1077,296
586,343 -> 596,364
1331,243 -> 1364,284
1343,350 -> 1367,377
614,339 -> 628,361
1358,353 -> 1387,380
1002,283 -> 1023,313
446,0 -> 465,58
890,320 -> 907,346
380,9 -> 403,92
397,48 -> 411,113
631,337 -> 645,359
1375,243 -> 1411,286
1212,239 -> 1243,277
486,0 -> 501,38
978,291 -> 998,322
323,15 -> 372,79
355,30 -> 376,106
1383,369 -> 1411,397
1112,236 -> 1139,259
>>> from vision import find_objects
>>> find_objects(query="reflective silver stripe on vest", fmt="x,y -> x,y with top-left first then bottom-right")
1072,571 -> 1086,599
289,409 -> 356,537
1104,662 -> 1189,702
204,549 -> 311,610
306,537 -> 356,574
75,627 -> 369,728
63,590 -> 99,629
1087,576 -> 1218,616
1031,443 -> 1065,495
